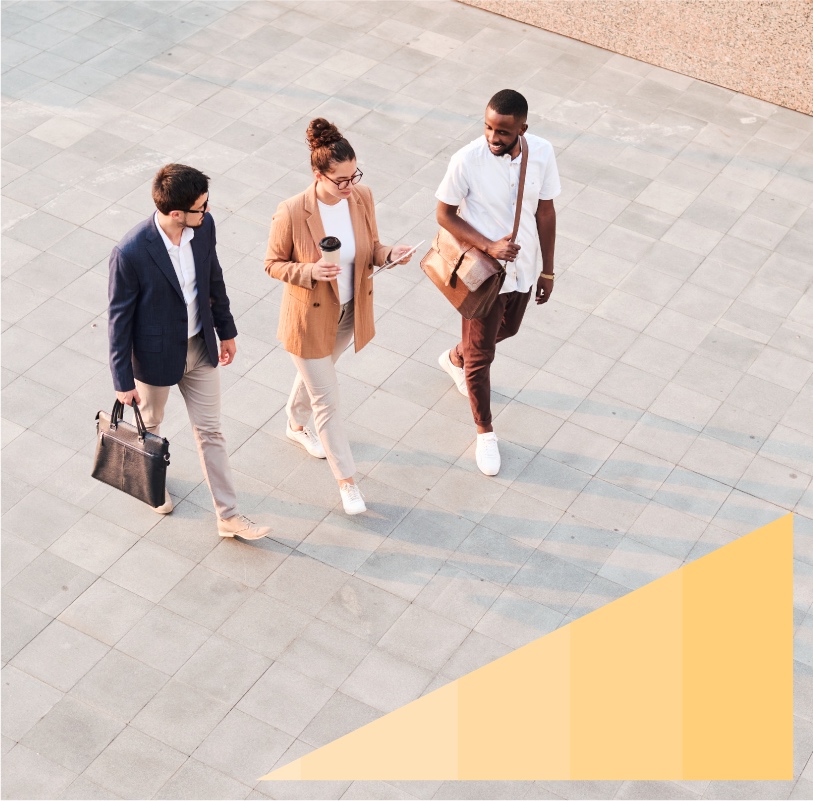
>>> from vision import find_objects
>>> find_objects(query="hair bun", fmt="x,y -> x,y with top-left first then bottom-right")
306,118 -> 343,150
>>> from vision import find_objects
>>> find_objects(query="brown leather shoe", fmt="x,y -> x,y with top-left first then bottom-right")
217,513 -> 270,540
154,490 -> 173,514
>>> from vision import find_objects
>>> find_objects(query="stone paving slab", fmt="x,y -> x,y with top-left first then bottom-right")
2,0 -> 813,798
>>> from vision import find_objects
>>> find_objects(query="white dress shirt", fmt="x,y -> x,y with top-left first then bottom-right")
435,133 -> 561,294
154,212 -> 201,337
317,198 -> 356,304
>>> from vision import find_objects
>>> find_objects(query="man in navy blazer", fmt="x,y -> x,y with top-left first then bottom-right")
108,163 -> 270,540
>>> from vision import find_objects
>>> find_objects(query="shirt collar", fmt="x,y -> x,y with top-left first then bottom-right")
480,136 -> 522,164
154,211 -> 194,250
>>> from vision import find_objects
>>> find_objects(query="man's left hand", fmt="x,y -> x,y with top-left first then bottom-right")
536,273 -> 554,305
219,338 -> 236,366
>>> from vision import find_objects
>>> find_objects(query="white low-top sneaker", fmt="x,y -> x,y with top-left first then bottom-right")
340,482 -> 366,515
476,432 -> 501,476
286,423 -> 326,459
439,349 -> 468,396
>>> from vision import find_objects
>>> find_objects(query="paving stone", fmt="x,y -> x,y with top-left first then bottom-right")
1,664 -> 63,742
154,758 -> 253,800
2,487 -> 86,549
237,661 -> 333,738
116,606 -> 209,675
0,743 -> 77,800
449,525 -> 535,586
46,514 -> 137,579
474,588 -> 563,650
2,531 -> 42,587
317,575 -> 408,644
356,536 -> 445,601
71,648 -> 169,723
131,678 -> 231,756
439,629 -> 512,681
102,539 -> 195,603
193,709 -> 293,788
736,455 -> 810,510
84,726 -> 187,801
59,775 -> 121,800
173,633 -> 270,707
218,591 -> 312,660
161,564 -> 253,631
4,551 -> 96,618
21,695 -> 123,774
1,593 -> 51,663
598,535 -> 685,590
58,578 -> 153,646
12,619 -> 108,692
340,646 -> 433,713
378,602 -> 470,672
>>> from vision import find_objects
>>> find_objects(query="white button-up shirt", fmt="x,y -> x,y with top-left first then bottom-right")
435,134 -> 561,294
154,212 -> 201,338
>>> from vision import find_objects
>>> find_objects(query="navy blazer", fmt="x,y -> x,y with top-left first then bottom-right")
108,213 -> 237,391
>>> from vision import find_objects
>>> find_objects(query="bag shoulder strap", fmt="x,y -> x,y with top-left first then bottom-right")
509,135 -> 529,244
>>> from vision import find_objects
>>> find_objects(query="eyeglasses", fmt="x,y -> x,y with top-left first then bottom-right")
324,170 -> 363,191
182,199 -> 209,215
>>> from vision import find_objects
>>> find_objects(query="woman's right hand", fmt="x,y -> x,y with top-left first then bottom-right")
312,258 -> 341,282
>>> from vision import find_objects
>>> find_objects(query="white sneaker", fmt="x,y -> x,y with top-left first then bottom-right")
439,349 -> 468,396
476,432 -> 501,476
287,422 -> 326,459
340,482 -> 366,515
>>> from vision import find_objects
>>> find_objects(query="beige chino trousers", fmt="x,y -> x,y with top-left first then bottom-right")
286,300 -> 356,480
136,332 -> 238,520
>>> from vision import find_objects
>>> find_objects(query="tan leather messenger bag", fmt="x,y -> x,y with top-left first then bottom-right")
420,134 -> 529,320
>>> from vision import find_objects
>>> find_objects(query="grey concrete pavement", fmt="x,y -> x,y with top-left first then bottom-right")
3,1 -> 813,798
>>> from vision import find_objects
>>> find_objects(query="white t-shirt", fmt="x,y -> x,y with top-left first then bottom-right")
154,212 -> 201,337
435,134 -> 561,294
317,198 -> 356,304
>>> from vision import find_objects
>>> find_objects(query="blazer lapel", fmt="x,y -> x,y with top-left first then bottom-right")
146,216 -> 184,302
348,189 -> 371,300
189,225 -> 207,292
304,183 -> 339,303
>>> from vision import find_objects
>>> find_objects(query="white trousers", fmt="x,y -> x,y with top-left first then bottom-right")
286,300 -> 356,480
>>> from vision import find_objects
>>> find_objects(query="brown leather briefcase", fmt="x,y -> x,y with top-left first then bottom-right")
420,135 -> 529,320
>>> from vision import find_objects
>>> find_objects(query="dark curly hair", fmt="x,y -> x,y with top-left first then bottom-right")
306,118 -> 356,173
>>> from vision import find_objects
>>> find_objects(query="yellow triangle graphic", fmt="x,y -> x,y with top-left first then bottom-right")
261,515 -> 793,781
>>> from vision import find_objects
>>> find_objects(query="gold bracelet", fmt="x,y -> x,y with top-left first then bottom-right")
540,273 -> 555,280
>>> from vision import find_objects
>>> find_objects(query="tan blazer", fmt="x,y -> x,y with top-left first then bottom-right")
264,183 -> 391,359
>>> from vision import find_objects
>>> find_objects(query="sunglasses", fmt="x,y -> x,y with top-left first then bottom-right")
182,199 -> 209,214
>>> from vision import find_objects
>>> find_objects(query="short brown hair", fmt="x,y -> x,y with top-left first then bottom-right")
152,164 -> 210,215
306,118 -> 355,173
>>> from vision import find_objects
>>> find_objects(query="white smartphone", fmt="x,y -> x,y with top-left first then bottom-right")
368,240 -> 425,278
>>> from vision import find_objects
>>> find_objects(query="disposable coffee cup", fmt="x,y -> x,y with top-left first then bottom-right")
319,236 -> 341,265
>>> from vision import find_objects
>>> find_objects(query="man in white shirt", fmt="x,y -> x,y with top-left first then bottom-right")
435,89 -> 560,476
108,164 -> 270,540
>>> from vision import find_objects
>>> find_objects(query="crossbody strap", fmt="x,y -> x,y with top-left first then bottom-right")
509,134 -> 529,243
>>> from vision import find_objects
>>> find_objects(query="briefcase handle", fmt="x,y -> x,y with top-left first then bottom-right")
110,399 -> 149,442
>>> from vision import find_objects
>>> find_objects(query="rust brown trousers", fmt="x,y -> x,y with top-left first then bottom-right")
453,288 -> 532,427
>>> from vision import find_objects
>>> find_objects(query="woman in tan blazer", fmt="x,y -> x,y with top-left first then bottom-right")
265,118 -> 413,515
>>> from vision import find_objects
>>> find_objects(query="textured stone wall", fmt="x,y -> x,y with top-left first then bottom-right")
458,0 -> 812,115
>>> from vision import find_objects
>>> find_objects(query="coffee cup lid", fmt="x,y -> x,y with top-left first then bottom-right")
319,236 -> 341,252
